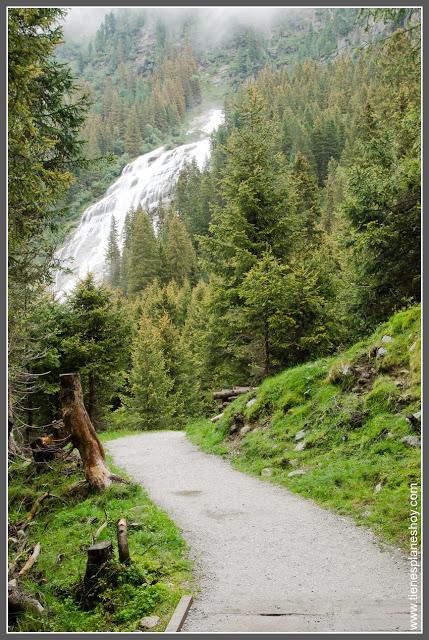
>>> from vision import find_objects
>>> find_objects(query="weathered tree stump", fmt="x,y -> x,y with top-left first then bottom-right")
82,540 -> 113,607
60,373 -> 112,490
117,519 -> 130,564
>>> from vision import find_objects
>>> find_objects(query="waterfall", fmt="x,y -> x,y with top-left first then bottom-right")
54,108 -> 224,298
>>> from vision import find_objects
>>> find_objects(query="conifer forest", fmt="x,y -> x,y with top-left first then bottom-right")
7,7 -> 421,634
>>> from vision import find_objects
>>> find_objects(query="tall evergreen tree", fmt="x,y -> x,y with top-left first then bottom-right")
105,216 -> 121,287
128,207 -> 160,295
127,315 -> 173,430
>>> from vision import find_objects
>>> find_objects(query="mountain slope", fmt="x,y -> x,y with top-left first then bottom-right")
188,304 -> 421,549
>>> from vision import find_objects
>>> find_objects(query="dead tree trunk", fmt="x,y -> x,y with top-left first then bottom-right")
117,519 -> 130,563
60,373 -> 112,490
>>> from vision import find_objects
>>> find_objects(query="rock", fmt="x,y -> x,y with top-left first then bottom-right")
288,469 -> 307,478
294,442 -> 306,452
406,412 -> 421,431
381,335 -> 393,343
295,429 -> 306,441
229,421 -> 240,435
261,467 -> 273,477
376,347 -> 387,358
362,509 -> 373,518
401,435 -> 421,448
340,363 -> 351,375
413,410 -> 422,422
139,616 -> 160,630
374,482 -> 383,492
246,398 -> 257,408
240,425 -> 251,436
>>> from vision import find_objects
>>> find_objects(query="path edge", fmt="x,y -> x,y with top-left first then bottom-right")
165,595 -> 193,632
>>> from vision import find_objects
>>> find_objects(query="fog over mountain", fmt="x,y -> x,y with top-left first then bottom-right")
62,6 -> 302,42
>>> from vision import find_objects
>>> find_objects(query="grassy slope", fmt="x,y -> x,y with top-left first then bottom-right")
188,305 -> 421,549
8,448 -> 193,632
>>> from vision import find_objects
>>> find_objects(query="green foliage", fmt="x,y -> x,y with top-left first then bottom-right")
105,216 -> 121,288
8,454 -> 193,632
188,305 -> 421,548
126,315 -> 173,430
128,208 -> 160,295
8,7 -> 88,408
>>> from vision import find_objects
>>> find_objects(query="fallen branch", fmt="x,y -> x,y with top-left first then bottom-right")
93,520 -> 107,543
18,542 -> 41,577
211,412 -> 224,423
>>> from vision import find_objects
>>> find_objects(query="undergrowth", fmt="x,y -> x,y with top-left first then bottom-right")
187,305 -> 421,549
8,453 -> 193,632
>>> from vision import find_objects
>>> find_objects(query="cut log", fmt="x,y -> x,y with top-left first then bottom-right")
211,412 -> 224,423
60,373 -> 112,490
213,386 -> 257,400
117,518 -> 130,563
84,540 -> 113,592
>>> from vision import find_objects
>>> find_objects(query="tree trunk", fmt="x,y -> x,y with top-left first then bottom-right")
83,541 -> 113,608
60,373 -> 112,490
88,372 -> 96,426
8,386 -> 17,456
117,519 -> 130,563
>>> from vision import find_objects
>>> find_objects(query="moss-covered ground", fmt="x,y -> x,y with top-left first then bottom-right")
188,305 -> 421,549
8,446 -> 193,632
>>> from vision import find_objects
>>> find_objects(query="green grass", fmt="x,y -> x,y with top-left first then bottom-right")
188,305 -> 421,549
8,452 -> 193,632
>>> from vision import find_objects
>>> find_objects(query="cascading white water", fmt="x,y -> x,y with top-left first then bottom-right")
54,108 -> 224,298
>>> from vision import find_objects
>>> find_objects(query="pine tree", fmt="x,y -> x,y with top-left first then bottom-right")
128,207 -> 160,295
292,152 -> 321,244
105,216 -> 121,287
158,312 -> 199,425
160,211 -> 197,285
124,106 -> 141,156
127,315 -> 173,430
61,274 -> 131,427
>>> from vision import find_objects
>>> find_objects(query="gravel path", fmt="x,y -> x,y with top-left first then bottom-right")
106,431 -> 413,632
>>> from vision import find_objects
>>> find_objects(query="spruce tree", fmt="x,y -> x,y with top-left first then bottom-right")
105,216 -> 121,287
128,207 -> 160,295
160,211 -> 197,285
127,315 -> 173,430
292,152 -> 321,245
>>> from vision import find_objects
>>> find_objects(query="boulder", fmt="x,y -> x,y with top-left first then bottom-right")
287,469 -> 307,478
261,468 -> 273,477
401,435 -> 421,448
376,347 -> 387,358
139,616 -> 160,630
240,425 -> 251,436
294,429 -> 306,442
246,398 -> 257,409
294,442 -> 306,452
381,335 -> 393,344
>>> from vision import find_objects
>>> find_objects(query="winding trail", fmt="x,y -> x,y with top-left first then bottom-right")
106,431 -> 413,632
